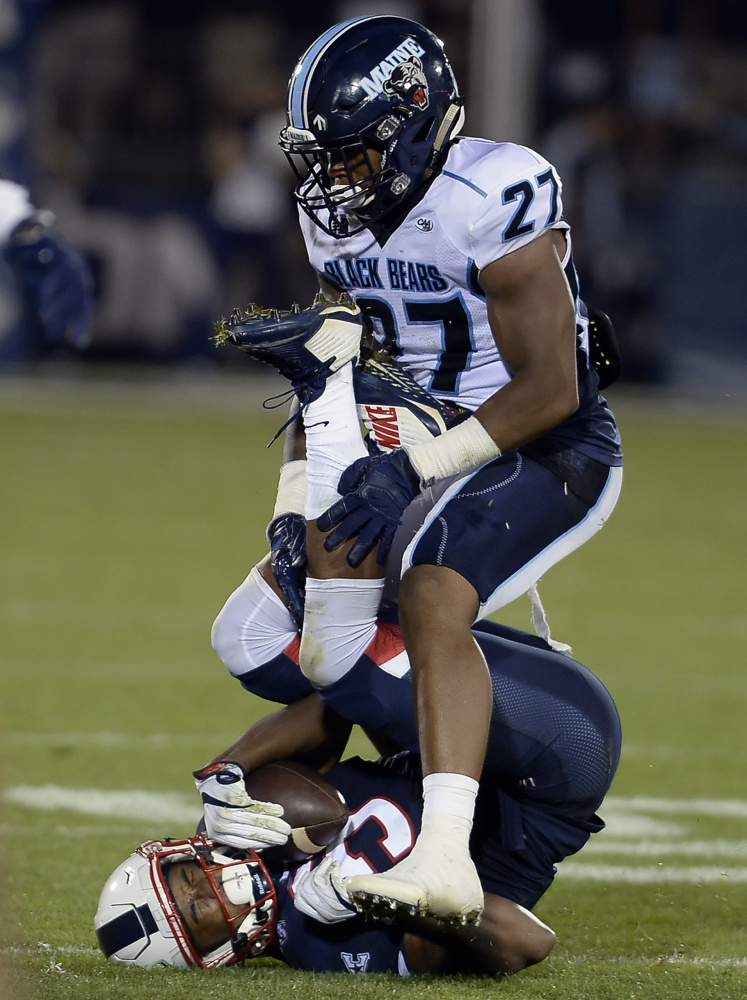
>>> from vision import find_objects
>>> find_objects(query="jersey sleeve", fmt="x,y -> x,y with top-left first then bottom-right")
468,145 -> 565,271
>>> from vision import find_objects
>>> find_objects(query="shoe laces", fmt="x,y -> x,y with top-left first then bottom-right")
261,357 -> 336,446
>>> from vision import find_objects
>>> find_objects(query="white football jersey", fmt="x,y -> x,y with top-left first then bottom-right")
299,137 -> 585,414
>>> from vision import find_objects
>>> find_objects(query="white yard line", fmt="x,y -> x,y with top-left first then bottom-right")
556,863 -> 747,883
583,839 -> 747,857
605,796 -> 747,819
6,786 -> 747,886
4,785 -> 197,824
1,731 -> 223,749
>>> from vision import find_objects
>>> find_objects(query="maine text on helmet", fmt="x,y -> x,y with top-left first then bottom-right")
360,38 -> 426,99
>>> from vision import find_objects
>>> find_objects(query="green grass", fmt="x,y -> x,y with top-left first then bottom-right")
1,375 -> 746,999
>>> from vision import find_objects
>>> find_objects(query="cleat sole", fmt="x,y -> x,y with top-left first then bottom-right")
348,889 -> 482,926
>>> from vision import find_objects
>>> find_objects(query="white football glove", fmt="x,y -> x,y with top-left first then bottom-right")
293,855 -> 356,924
193,761 -> 292,851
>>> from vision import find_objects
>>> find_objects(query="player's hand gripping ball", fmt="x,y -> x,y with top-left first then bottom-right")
193,760 -> 292,851
244,760 -> 349,866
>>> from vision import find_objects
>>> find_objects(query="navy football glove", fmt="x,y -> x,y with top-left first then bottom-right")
317,449 -> 420,567
267,512 -> 307,628
6,217 -> 93,348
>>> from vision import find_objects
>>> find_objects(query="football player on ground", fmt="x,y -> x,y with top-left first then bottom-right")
95,752 -> 555,975
219,14 -> 624,924
93,346 -> 622,976
95,612 -> 620,975
203,467 -> 621,957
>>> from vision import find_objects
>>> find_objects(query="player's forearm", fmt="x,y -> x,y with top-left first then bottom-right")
473,361 -> 578,454
204,695 -> 352,775
405,333 -> 577,487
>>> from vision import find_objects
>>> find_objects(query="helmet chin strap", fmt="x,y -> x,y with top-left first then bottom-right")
425,102 -> 465,178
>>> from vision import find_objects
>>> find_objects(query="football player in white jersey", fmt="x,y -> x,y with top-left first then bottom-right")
224,14 -> 624,926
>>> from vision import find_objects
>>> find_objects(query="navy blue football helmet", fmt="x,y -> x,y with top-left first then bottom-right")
280,16 -> 464,237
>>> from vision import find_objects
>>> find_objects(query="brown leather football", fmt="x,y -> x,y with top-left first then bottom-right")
244,760 -> 349,865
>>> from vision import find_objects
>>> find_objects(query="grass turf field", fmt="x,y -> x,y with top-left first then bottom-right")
1,368 -> 746,999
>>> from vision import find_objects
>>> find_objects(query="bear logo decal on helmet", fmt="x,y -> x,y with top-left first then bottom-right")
383,56 -> 429,109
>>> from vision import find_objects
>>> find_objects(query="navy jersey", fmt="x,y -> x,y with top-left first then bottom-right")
323,619 -> 621,818
237,618 -> 621,823
268,756 -> 422,974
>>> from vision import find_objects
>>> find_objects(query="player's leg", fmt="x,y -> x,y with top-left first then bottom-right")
294,349 -> 386,688
297,340 -> 465,688
218,309 -> 466,691
211,320 -> 373,695
212,341 -> 454,701
211,556 -> 314,705
345,562 -> 487,925
346,447 -> 621,923
403,448 -> 622,621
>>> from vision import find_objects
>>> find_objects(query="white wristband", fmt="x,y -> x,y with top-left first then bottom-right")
406,416 -> 501,486
272,459 -> 307,518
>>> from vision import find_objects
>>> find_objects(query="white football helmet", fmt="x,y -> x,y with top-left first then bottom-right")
94,835 -> 277,968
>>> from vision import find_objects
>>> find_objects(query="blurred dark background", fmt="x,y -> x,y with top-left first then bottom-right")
1,0 -> 746,386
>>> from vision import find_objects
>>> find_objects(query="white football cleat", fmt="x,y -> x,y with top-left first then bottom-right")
345,842 -> 484,925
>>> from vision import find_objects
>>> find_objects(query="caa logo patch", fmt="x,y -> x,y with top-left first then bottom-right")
416,218 -> 433,232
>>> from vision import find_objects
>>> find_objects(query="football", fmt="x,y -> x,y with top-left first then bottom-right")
244,760 -> 349,866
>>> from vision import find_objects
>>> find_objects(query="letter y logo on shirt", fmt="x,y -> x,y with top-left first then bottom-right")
341,951 -> 371,973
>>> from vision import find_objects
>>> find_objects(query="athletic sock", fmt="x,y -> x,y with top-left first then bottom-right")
419,772 -> 479,850
303,362 -> 367,519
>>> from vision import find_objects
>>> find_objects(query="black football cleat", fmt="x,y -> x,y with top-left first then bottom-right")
216,293 -> 363,406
